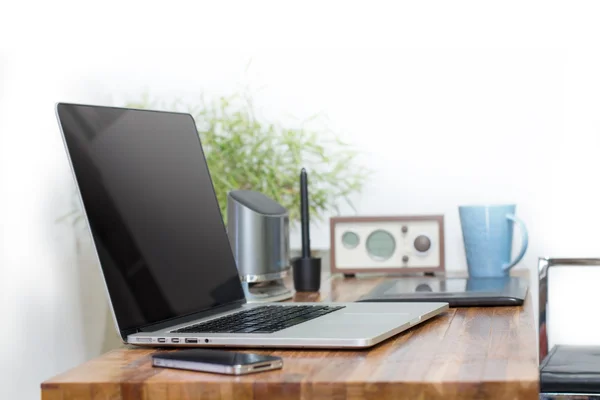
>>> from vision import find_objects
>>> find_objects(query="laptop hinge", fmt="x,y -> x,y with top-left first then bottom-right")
132,300 -> 246,334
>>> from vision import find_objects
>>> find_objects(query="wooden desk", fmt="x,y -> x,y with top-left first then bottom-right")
42,273 -> 538,399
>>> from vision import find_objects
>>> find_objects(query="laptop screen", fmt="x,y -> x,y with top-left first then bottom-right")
56,104 -> 246,333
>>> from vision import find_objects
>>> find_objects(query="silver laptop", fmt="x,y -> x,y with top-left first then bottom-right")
55,103 -> 448,349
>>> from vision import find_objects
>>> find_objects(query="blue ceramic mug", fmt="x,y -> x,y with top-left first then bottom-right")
459,204 -> 528,278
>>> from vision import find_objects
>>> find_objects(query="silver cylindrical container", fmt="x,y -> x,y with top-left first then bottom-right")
227,190 -> 290,282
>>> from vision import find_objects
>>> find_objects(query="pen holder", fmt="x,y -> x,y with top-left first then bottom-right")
293,257 -> 321,292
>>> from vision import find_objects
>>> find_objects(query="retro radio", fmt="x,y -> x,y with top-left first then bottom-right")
330,215 -> 445,276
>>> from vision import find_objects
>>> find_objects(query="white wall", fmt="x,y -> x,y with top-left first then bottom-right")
3,1 -> 600,399
0,52 -> 113,399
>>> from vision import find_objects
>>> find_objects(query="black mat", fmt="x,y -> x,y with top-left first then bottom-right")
357,276 -> 528,307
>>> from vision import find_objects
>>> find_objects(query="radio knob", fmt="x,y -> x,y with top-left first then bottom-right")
414,235 -> 431,252
401,225 -> 408,233
402,255 -> 409,263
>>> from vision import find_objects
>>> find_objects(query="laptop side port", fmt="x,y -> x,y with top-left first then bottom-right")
185,338 -> 198,343
158,338 -> 166,343
171,338 -> 180,343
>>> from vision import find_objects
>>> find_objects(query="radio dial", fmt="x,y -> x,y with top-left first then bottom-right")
414,235 -> 431,252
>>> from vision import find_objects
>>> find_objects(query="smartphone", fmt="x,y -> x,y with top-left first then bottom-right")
152,349 -> 283,375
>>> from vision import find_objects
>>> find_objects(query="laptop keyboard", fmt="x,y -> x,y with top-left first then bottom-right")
173,305 -> 345,334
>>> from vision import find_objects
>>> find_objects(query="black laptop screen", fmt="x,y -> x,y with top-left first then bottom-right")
56,104 -> 246,333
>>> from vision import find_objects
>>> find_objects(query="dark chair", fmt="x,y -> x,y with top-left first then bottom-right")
539,258 -> 600,400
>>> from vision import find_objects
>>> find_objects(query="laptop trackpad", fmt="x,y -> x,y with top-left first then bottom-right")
320,312 -> 411,325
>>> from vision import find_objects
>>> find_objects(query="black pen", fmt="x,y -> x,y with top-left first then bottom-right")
300,168 -> 310,259
293,168 -> 321,292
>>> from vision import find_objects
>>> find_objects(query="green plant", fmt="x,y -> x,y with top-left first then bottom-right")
126,92 -> 368,224
125,92 -> 368,224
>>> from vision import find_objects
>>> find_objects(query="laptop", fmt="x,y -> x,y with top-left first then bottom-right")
55,103 -> 448,349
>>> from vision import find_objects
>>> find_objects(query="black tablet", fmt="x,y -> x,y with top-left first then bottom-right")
358,276 -> 528,307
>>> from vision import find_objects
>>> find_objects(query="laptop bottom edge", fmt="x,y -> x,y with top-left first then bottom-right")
127,302 -> 448,349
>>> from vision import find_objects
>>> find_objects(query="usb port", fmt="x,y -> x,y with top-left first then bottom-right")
171,338 -> 180,343
185,338 -> 198,343
158,338 -> 166,343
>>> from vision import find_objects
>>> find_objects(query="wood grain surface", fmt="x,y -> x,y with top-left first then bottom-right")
41,271 -> 538,400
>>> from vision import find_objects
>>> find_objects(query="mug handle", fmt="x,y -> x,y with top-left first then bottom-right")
502,214 -> 529,271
